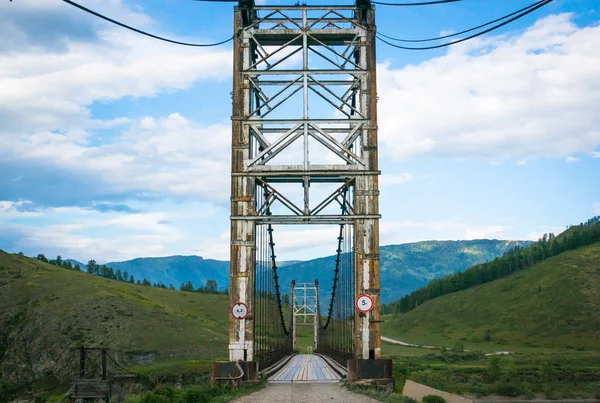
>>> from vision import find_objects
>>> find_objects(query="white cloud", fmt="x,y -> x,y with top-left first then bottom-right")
378,14 -> 600,160
0,199 -> 226,262
565,156 -> 579,162
0,114 -> 232,202
594,203 -> 600,215
0,1 -> 234,205
592,152 -> 600,158
380,173 -> 415,188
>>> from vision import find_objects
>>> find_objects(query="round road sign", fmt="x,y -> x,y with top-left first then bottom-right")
356,294 -> 374,313
231,302 -> 249,320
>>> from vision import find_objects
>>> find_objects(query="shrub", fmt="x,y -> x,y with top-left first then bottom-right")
472,384 -> 491,397
174,387 -> 210,403
126,393 -> 170,403
411,370 -> 447,390
495,381 -> 524,397
589,382 -> 600,399
487,355 -> 502,381
451,342 -> 464,353
423,395 -> 446,403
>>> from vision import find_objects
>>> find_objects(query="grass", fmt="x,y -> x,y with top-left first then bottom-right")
0,250 -> 230,388
294,324 -> 317,353
127,359 -> 215,377
381,341 -> 434,357
383,350 -> 600,398
381,242 -> 600,352
124,382 -> 265,403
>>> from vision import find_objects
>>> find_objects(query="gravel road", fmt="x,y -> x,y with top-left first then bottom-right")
231,383 -> 380,403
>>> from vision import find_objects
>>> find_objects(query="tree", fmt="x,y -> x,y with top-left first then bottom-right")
185,280 -> 194,292
487,355 -> 502,381
116,269 -> 123,281
282,293 -> 290,306
205,279 -> 218,294
123,271 -> 129,282
142,278 -> 151,286
74,264 -> 81,272
169,284 -> 175,290
55,255 -> 63,266
64,261 -> 73,270
86,260 -> 97,275
36,254 -> 48,263
129,275 -> 135,284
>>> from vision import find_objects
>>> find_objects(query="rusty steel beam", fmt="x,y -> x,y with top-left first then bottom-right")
229,2 -> 381,364
229,8 -> 255,362
353,6 -> 381,360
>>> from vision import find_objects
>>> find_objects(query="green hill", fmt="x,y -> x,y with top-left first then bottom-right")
385,217 -> 600,315
381,242 -> 600,350
0,250 -> 229,384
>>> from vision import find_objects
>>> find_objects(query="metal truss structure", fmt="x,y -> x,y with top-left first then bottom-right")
230,0 -> 381,363
291,281 -> 320,350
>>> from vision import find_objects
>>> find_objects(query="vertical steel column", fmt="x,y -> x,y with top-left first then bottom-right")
230,8 -> 255,362
79,347 -> 85,378
354,6 -> 381,360
314,280 -> 319,350
291,280 -> 296,350
101,348 -> 107,380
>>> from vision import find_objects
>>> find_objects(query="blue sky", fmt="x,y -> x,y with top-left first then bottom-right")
0,0 -> 599,263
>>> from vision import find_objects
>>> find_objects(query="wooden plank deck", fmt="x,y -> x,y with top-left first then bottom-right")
268,354 -> 341,383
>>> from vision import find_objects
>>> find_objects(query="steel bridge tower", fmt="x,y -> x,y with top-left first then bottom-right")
229,0 -> 381,366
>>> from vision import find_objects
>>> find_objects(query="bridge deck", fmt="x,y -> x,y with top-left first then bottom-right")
268,354 -> 341,383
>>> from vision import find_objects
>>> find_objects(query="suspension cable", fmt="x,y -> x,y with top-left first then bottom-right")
264,189 -> 289,336
378,0 -> 548,43
322,186 -> 349,330
372,0 -> 461,6
376,0 -> 553,50
61,0 -> 234,47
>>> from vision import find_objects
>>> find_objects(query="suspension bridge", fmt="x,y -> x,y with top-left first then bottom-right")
220,0 -> 392,385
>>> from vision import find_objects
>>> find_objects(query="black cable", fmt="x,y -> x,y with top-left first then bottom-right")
372,0 -> 460,6
61,0 -> 234,47
377,0 -> 552,50
379,0 -> 546,42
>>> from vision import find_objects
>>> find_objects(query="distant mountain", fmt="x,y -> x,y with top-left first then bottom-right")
106,256 -> 230,291
67,240 -> 530,303
65,259 -> 86,268
277,239 -> 532,306
381,241 -> 600,349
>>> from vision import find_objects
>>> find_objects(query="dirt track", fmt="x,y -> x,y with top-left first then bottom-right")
231,383 -> 380,403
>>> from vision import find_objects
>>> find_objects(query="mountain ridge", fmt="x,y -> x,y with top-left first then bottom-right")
55,239 -> 532,303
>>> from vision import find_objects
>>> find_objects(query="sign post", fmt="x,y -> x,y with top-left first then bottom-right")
356,294 -> 374,313
231,302 -> 249,320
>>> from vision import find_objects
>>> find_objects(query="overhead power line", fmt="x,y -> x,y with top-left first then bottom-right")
379,0 -> 548,42
372,0 -> 461,6
377,0 -> 553,50
61,0 -> 234,47
192,0 -> 459,3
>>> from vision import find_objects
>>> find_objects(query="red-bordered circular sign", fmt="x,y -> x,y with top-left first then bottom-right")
231,302 -> 249,320
355,294 -> 374,313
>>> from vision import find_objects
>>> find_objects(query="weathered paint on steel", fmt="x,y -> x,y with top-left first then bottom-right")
229,3 -> 381,363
